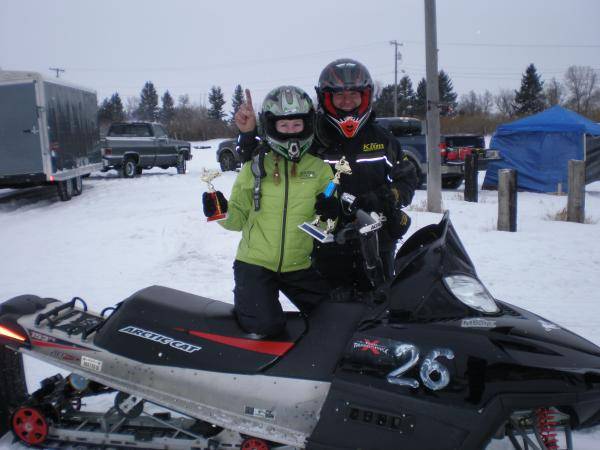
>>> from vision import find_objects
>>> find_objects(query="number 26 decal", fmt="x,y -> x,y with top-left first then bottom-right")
386,346 -> 454,391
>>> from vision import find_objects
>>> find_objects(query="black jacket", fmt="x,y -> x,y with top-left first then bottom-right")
237,113 -> 418,248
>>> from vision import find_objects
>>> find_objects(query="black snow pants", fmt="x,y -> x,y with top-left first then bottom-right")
233,260 -> 331,337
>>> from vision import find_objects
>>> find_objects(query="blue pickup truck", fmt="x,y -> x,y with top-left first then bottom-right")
375,117 -> 498,189
217,117 -> 498,189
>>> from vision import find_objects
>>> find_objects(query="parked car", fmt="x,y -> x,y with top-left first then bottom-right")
375,117 -> 500,189
0,70 -> 103,201
101,122 -> 191,177
216,138 -> 240,172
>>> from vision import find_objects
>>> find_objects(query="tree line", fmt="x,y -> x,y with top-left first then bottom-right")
372,64 -> 600,135
98,63 -> 599,140
98,82 -> 244,140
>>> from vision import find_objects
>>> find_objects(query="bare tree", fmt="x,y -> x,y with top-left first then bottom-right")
458,91 -> 480,116
495,89 -> 515,117
459,90 -> 494,116
480,90 -> 494,115
564,66 -> 600,115
545,77 -> 565,107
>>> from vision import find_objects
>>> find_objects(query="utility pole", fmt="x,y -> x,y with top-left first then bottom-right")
389,40 -> 402,117
424,0 -> 442,213
49,67 -> 65,78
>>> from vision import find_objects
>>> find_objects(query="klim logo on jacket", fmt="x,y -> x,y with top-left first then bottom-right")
363,142 -> 385,152
119,326 -> 202,353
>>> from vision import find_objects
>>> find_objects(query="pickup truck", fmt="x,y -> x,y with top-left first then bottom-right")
101,122 -> 192,177
375,117 -> 499,189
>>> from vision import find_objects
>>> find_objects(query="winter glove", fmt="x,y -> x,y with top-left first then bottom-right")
202,191 -> 228,217
355,191 -> 385,214
386,209 -> 411,240
314,193 -> 339,221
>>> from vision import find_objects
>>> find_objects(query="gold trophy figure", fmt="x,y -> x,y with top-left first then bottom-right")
298,156 -> 352,243
201,168 -> 227,222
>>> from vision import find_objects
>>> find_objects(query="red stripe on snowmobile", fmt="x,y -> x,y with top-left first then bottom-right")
187,330 -> 294,356
31,339 -> 92,351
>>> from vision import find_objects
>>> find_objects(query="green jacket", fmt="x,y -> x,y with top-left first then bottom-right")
220,150 -> 333,272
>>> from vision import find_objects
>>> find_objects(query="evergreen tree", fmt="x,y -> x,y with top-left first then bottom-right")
514,64 -> 545,115
397,75 -> 416,116
230,85 -> 244,122
373,84 -> 395,117
414,78 -> 427,118
137,81 -> 159,121
208,86 -> 226,120
160,90 -> 175,124
110,93 -> 125,121
98,92 -> 125,123
98,98 -> 112,123
438,70 -> 457,116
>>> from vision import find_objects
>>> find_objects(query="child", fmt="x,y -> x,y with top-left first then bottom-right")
202,86 -> 338,337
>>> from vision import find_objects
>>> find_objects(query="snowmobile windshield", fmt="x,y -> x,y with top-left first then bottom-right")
390,212 -> 487,320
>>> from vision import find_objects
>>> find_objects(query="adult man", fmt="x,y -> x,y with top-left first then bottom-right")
235,59 -> 418,293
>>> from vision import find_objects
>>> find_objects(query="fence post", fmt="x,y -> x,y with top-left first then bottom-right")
498,169 -> 517,232
464,152 -> 479,202
567,160 -> 585,223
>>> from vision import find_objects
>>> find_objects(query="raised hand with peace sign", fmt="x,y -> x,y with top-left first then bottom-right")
234,89 -> 257,133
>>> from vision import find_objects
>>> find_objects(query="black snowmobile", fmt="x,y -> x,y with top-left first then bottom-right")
1,207 -> 600,450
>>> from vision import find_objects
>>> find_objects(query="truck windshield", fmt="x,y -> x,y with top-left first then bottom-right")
445,136 -> 485,148
108,124 -> 151,137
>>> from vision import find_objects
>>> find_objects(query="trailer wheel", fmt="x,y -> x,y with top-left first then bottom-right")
56,179 -> 73,201
176,154 -> 187,174
121,159 -> 137,178
0,347 -> 28,436
72,176 -> 83,196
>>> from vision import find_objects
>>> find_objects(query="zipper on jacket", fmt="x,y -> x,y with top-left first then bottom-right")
276,159 -> 289,273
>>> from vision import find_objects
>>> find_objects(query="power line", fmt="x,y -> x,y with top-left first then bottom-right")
67,41 -> 388,73
402,40 -> 600,48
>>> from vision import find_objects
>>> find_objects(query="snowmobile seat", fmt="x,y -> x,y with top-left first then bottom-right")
94,285 -> 307,374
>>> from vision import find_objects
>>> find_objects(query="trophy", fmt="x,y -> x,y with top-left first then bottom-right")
201,168 -> 227,222
298,156 -> 352,243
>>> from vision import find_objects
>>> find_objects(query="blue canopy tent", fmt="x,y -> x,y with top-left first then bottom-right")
483,106 -> 600,192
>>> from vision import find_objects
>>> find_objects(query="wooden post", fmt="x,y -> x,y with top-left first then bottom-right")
498,169 -> 517,232
464,152 -> 479,202
567,159 -> 585,223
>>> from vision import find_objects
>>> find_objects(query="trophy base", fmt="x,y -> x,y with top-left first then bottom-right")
207,213 -> 227,222
298,222 -> 334,243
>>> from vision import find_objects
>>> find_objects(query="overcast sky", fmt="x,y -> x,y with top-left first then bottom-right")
1,0 -> 599,112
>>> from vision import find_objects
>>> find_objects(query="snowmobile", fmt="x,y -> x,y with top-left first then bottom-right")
2,205 -> 600,450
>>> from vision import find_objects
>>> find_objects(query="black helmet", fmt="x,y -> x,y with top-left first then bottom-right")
259,86 -> 315,162
316,58 -> 373,138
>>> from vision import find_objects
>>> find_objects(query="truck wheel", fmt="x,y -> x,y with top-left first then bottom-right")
56,179 -> 73,201
176,154 -> 187,174
72,176 -> 83,196
219,151 -> 236,172
442,176 -> 464,190
121,159 -> 137,178
0,347 -> 28,436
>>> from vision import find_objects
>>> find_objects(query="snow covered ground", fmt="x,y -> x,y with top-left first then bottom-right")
1,139 -> 600,449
